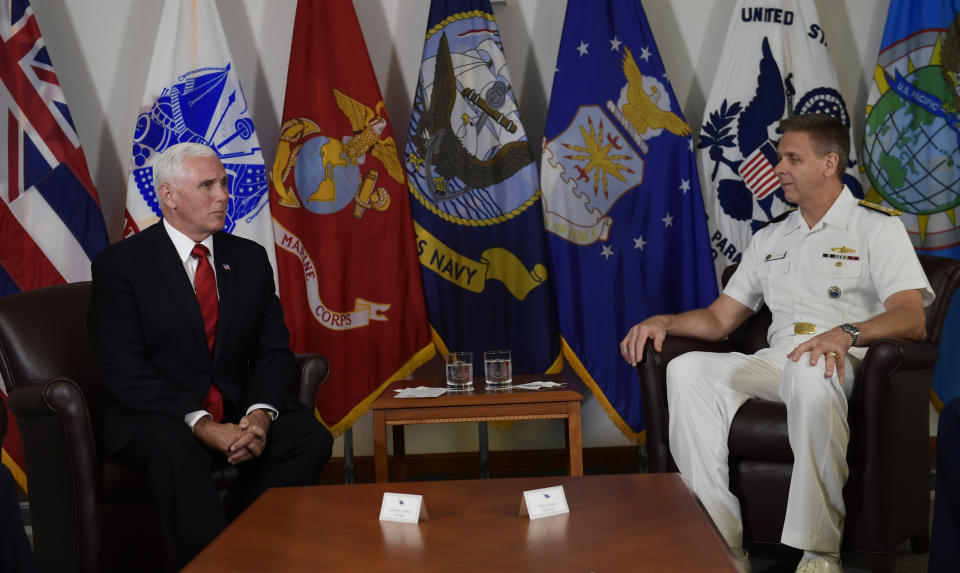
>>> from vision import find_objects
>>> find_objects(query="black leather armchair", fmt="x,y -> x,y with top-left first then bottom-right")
0,281 -> 329,573
636,254 -> 960,573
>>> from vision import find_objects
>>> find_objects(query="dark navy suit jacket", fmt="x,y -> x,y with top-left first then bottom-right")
88,221 -> 294,456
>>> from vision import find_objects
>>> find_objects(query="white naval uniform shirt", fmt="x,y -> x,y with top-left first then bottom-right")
723,186 -> 935,357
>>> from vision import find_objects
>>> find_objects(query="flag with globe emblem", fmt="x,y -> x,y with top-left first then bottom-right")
698,0 -> 863,280
863,0 -> 960,407
540,0 -> 717,440
405,0 -> 560,376
124,0 -> 278,275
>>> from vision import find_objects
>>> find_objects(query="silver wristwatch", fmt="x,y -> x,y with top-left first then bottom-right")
841,323 -> 860,346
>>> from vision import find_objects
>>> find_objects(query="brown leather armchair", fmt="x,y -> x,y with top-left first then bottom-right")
0,281 -> 329,573
636,254 -> 960,573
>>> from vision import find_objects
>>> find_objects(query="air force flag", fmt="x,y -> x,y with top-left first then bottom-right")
699,0 -> 863,278
124,0 -> 277,274
541,0 -> 717,439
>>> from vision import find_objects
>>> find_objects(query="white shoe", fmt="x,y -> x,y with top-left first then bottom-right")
732,547 -> 751,573
795,554 -> 842,573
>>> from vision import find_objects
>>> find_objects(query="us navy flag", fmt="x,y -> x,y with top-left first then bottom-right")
862,0 -> 960,408
406,0 -> 560,375
699,0 -> 862,279
541,0 -> 717,439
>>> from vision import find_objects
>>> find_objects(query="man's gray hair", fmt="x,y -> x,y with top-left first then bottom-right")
152,142 -> 220,188
779,114 -> 850,181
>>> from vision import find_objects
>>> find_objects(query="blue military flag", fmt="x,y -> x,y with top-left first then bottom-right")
541,0 -> 717,440
863,0 -> 960,408
406,0 -> 560,374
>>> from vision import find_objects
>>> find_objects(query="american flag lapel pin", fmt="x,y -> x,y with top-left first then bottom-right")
222,263 -> 231,271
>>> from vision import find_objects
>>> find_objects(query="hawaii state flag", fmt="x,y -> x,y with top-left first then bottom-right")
541,0 -> 717,440
124,0 -> 277,274
862,0 -> 960,408
406,0 -> 560,376
698,0 -> 863,279
270,0 -> 433,433
0,0 -> 109,490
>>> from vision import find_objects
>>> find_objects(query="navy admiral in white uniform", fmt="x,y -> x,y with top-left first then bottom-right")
620,114 -> 933,573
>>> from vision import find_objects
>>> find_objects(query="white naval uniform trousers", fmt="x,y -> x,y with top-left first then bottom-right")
667,187 -> 934,553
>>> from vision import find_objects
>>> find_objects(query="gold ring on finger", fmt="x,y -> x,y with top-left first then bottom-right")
825,351 -> 838,358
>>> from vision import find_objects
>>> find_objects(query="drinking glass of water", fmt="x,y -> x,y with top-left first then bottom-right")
484,350 -> 512,387
445,352 -> 473,388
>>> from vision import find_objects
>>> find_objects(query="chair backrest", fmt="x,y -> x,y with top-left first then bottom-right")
0,281 -> 102,404
917,254 -> 960,344
720,254 -> 960,351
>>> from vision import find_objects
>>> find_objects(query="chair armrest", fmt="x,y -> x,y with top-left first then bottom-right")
8,378 -> 102,573
855,337 -> 939,418
859,338 -> 938,376
291,353 -> 330,409
850,338 -> 937,547
0,392 -> 6,446
636,336 -> 741,473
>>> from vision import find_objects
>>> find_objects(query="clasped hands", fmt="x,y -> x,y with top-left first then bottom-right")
193,409 -> 272,465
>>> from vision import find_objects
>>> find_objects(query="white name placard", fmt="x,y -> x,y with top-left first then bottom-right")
379,492 -> 429,523
519,485 -> 569,520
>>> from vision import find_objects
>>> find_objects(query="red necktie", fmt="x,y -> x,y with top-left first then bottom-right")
191,244 -> 223,422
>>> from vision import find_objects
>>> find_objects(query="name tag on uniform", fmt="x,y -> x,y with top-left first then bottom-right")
764,251 -> 787,261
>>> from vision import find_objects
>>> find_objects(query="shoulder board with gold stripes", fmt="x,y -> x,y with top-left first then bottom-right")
758,208 -> 797,229
858,200 -> 902,216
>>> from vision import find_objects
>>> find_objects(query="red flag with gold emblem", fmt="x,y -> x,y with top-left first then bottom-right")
270,0 -> 434,434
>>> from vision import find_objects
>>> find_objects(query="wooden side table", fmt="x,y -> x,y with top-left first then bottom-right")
370,374 -> 583,482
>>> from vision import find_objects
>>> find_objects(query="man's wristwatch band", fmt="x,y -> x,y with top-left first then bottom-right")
841,323 -> 860,346
259,408 -> 278,421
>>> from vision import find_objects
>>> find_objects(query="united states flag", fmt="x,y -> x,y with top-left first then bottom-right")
738,140 -> 781,200
0,0 -> 109,491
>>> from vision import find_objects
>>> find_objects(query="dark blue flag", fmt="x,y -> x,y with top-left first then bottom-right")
863,0 -> 960,408
405,0 -> 560,375
540,0 -> 717,439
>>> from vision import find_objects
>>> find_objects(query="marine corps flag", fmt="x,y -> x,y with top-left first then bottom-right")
125,0 -> 278,274
270,0 -> 433,433
698,0 -> 863,279
406,0 -> 560,375
541,0 -> 717,440
0,0 -> 109,490
862,0 -> 960,407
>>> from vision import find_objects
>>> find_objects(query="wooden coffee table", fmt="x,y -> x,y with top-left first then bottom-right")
183,474 -> 739,572
370,374 -> 583,482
